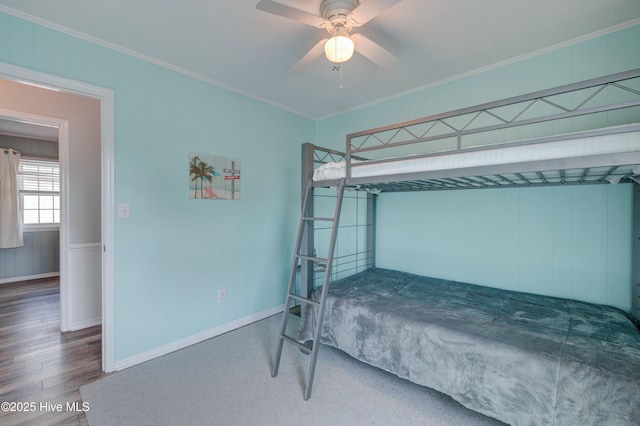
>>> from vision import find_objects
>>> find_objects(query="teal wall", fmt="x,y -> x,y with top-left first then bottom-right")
376,185 -> 632,310
316,24 -> 640,312
2,10 -> 638,364
0,12 -> 314,361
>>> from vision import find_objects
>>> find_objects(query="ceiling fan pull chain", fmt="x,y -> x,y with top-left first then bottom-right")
340,63 -> 344,89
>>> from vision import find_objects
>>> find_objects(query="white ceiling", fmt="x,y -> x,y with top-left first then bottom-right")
1,0 -> 640,119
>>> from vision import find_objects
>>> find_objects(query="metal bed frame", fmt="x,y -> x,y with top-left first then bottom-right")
301,67 -> 640,320
273,68 -> 640,401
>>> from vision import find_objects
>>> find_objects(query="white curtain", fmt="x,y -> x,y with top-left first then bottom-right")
0,148 -> 23,248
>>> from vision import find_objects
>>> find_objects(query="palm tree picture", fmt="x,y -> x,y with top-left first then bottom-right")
189,153 -> 240,200
189,155 -> 203,197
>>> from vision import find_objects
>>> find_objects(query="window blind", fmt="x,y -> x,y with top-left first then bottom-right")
18,158 -> 60,194
18,157 -> 60,225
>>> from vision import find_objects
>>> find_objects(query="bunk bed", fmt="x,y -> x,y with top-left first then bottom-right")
297,69 -> 640,425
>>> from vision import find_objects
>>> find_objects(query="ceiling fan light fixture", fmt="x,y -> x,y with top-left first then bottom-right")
324,29 -> 354,63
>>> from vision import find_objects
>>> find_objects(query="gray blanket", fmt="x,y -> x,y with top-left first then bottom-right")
299,268 -> 640,425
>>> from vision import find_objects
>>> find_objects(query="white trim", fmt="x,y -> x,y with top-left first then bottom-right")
0,272 -> 59,285
101,84 -> 116,374
58,120 -> 70,332
69,242 -> 102,250
0,129 -> 58,142
114,305 -> 285,372
68,316 -> 101,331
23,225 -> 60,232
0,62 -> 116,373
0,108 -> 66,128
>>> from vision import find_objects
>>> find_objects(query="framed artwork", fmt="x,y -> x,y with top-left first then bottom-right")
189,153 -> 240,200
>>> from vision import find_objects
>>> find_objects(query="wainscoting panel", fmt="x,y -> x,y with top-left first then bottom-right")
67,243 -> 102,330
0,230 -> 59,282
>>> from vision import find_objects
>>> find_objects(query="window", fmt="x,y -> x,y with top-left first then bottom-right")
18,158 -> 60,226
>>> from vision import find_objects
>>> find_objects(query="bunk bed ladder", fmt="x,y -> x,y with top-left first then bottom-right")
271,178 -> 346,400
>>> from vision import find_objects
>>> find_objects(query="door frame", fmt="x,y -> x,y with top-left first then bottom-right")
0,62 -> 116,372
0,108 -> 69,320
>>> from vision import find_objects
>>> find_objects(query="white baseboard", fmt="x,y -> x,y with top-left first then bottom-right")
0,272 -> 60,285
113,304 -> 285,372
68,316 -> 102,331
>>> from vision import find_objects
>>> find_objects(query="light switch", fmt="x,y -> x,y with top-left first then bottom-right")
118,203 -> 131,219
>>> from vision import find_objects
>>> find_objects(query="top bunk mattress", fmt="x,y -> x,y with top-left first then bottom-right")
313,128 -> 640,183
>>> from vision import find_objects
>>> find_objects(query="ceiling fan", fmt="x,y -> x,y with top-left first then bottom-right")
256,0 -> 403,73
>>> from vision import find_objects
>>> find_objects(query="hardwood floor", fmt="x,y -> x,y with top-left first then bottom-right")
0,278 -> 103,425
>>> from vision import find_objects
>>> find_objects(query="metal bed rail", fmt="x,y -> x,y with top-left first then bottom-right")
345,68 -> 640,182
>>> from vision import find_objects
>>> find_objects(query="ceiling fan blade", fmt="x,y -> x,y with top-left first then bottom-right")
289,38 -> 329,74
349,0 -> 403,27
256,0 -> 326,28
352,33 -> 396,68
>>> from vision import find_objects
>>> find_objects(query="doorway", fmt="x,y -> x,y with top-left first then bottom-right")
0,109 -> 67,320
0,63 -> 115,372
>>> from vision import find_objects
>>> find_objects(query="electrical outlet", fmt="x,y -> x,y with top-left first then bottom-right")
218,288 -> 226,303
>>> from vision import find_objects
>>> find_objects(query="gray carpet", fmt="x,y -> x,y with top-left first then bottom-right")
80,315 -> 505,425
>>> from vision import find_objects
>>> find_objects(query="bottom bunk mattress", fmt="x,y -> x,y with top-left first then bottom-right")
299,268 -> 640,426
